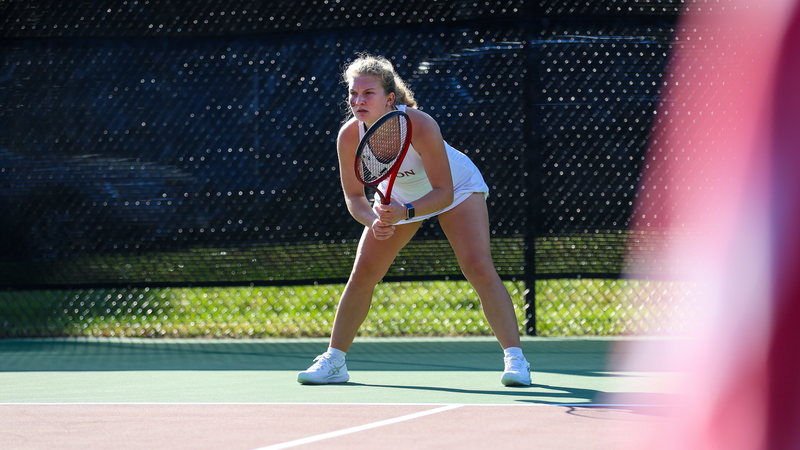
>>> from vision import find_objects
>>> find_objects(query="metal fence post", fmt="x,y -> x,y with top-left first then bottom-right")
522,21 -> 545,336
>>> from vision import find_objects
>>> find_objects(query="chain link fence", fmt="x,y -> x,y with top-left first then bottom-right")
0,279 -> 696,338
1,0 -> 701,338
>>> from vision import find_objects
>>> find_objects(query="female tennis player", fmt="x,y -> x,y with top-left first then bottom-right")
298,54 -> 531,386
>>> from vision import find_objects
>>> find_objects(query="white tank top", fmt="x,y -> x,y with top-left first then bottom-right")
358,105 -> 489,223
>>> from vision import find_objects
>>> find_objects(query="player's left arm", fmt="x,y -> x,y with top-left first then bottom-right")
406,108 -> 455,209
374,108 -> 454,225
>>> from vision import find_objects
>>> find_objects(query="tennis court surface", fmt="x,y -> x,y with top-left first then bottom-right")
0,336 -> 682,449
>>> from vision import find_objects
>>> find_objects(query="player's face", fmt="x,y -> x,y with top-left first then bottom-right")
349,75 -> 395,126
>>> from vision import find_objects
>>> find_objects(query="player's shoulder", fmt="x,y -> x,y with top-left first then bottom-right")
404,107 -> 441,136
339,116 -> 359,132
338,117 -> 359,139
337,117 -> 360,152
403,106 -> 432,122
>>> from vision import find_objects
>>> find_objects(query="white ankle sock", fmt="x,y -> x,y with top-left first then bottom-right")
504,347 -> 524,358
327,347 -> 346,361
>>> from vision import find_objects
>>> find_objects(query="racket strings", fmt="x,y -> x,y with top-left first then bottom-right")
358,116 -> 409,184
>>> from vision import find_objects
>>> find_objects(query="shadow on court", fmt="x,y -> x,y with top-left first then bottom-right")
316,381 -> 683,410
345,381 -> 605,402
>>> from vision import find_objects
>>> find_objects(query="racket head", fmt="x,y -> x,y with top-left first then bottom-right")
354,110 -> 413,204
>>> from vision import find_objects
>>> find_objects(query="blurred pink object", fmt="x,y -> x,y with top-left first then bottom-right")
620,1 -> 800,449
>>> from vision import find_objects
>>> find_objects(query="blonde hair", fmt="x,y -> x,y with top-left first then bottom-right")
342,54 -> 417,113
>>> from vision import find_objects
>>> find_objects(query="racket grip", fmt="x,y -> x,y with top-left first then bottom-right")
376,189 -> 389,205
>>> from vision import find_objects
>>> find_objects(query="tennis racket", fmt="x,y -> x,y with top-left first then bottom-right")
354,110 -> 412,205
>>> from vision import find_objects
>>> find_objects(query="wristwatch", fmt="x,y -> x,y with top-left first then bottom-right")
405,203 -> 415,220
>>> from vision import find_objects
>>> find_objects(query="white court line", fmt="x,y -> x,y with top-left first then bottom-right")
250,404 -> 464,450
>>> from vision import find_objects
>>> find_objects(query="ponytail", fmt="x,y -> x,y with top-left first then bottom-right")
391,74 -> 417,108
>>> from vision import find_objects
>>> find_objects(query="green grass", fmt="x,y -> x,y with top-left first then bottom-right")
0,279 -> 695,338
535,278 -> 696,335
0,230 -> 697,338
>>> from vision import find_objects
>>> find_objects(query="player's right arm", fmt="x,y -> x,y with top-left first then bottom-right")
336,119 -> 395,239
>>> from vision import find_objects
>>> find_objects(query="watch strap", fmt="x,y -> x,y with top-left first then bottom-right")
405,203 -> 415,220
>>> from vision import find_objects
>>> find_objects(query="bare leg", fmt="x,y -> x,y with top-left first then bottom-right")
438,194 -> 522,349
329,221 -> 421,352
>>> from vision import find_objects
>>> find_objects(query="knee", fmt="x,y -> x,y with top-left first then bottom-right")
460,257 -> 499,286
349,258 -> 389,287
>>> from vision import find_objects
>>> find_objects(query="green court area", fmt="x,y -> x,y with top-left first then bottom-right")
0,336 -> 682,406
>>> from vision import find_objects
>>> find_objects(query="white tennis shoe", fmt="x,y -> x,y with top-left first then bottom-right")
501,355 -> 531,386
297,353 -> 350,384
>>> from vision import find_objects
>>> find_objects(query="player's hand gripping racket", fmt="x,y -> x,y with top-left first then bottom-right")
354,110 -> 413,205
